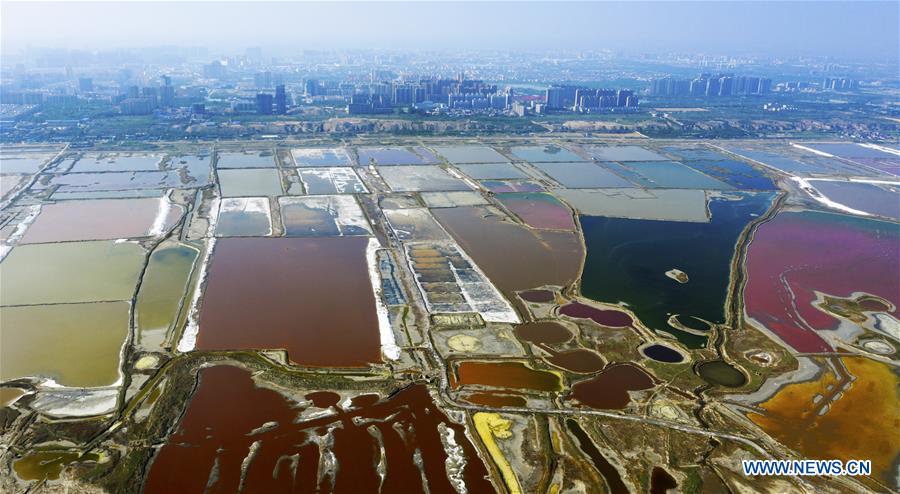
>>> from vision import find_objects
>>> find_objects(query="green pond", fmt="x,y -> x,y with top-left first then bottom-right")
136,242 -> 199,349
0,240 -> 145,306
1,302 -> 129,387
579,192 -> 774,347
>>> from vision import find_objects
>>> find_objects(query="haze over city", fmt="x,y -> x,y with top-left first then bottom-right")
2,1 -> 899,59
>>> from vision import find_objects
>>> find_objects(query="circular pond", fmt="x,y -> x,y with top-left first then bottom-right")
641,344 -> 685,363
697,360 -> 747,388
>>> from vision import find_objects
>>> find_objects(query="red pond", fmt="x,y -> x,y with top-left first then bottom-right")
144,365 -> 493,493
743,211 -> 899,353
197,237 -> 381,367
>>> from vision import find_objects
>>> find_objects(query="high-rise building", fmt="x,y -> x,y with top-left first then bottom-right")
719,77 -> 734,96
256,93 -> 273,114
159,75 -> 175,108
254,71 -> 273,89
78,77 -> 93,93
203,61 -> 226,80
305,79 -> 319,97
274,85 -> 287,114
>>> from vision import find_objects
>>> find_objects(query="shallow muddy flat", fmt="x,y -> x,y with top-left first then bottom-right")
214,197 -> 273,237
290,147 -> 352,167
279,195 -> 372,236
298,167 -> 367,194
69,154 -> 164,172
379,165 -> 472,192
420,191 -> 488,208
384,208 -> 450,241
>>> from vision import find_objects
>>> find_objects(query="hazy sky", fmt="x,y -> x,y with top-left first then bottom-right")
2,1 -> 898,60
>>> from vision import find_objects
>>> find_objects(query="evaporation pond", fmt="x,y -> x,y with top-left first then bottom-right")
299,167 -> 367,194
433,206 -> 583,297
680,160 -> 776,190
379,165 -> 471,192
456,163 -> 528,180
455,361 -> 562,391
144,366 -> 492,493
216,152 -> 276,168
1,155 -> 50,174
136,242 -> 198,349
580,192 -> 774,348
624,161 -> 733,189
197,237 -> 381,367
70,154 -> 163,172
37,171 -> 184,192
215,198 -> 272,237
811,181 -> 900,220
0,240 -> 145,305
496,192 -> 575,230
291,148 -> 352,167
586,146 -> 668,162
0,302 -> 129,387
510,145 -> 583,162
433,145 -> 507,164
357,147 -> 436,165
743,210 -> 899,353
534,162 -> 634,188
571,363 -> 654,409
217,168 -> 282,196
21,197 -> 181,243
279,196 -> 372,236
554,188 -> 709,222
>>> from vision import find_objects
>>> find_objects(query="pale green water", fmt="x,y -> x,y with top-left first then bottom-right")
0,240 -> 145,306
0,302 -> 129,386
136,242 -> 198,349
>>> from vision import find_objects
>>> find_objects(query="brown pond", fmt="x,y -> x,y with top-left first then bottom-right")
650,467 -> 678,494
570,363 -> 654,410
455,360 -> 563,392
21,197 -> 181,243
519,289 -> 555,303
144,365 -> 493,494
196,237 -> 381,367
559,302 -> 633,327
464,392 -> 528,408
432,206 -> 582,301
546,349 -> 606,374
514,321 -> 573,345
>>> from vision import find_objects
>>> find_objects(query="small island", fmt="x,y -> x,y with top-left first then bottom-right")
665,269 -> 689,284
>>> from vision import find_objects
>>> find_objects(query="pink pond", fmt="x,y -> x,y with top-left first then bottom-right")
496,192 -> 575,230
743,210 -> 899,353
